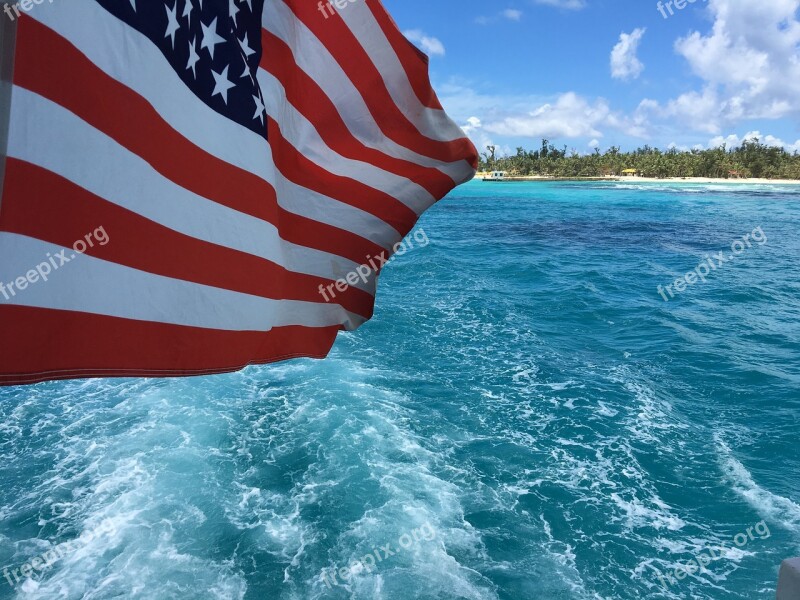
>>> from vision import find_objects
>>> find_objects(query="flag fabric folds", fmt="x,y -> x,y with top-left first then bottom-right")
0,0 -> 477,386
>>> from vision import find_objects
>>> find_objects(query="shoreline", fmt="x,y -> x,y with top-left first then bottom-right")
475,174 -> 800,185
617,176 -> 800,185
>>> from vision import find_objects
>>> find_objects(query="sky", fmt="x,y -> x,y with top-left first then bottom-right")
381,0 -> 800,156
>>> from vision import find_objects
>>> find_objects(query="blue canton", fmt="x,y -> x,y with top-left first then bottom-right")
95,0 -> 268,140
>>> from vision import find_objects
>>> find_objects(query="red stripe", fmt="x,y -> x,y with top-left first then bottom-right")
13,15 -> 385,267
0,158 -> 377,320
0,306 -> 340,386
364,0 -> 443,111
259,29 -> 456,201
267,121 -> 414,238
280,0 -> 477,167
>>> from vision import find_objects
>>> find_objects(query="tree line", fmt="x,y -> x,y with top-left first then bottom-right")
478,138 -> 800,179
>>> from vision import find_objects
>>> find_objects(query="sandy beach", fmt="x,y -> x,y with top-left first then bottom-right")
476,174 -> 800,184
618,176 -> 800,185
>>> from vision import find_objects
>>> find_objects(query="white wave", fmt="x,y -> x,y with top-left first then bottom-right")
610,493 -> 687,532
715,434 -> 800,534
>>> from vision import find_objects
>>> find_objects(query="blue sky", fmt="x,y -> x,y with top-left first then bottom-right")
382,0 -> 800,156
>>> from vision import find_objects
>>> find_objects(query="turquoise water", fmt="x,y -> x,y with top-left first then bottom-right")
1,180 -> 799,599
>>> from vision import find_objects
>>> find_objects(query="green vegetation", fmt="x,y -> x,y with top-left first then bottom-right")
478,138 -> 800,179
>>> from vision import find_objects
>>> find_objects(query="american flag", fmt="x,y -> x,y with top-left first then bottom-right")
0,0 -> 477,386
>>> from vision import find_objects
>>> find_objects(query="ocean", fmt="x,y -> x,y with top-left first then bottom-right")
1,180 -> 799,599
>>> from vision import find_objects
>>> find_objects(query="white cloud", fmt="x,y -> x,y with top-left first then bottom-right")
442,81 -> 800,155
460,117 -> 513,157
532,0 -> 586,9
606,99 -> 653,138
484,92 -> 611,139
476,9 -> 524,25
651,86 -> 725,134
437,81 -> 651,143
610,28 -> 646,81
465,116 -> 482,129
663,0 -> 800,131
403,30 -> 445,57
667,142 -> 691,152
707,131 -> 800,153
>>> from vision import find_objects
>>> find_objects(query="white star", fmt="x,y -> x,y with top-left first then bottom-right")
200,17 -> 226,60
186,37 -> 200,78
182,0 -> 193,23
211,65 -> 237,104
252,93 -> 265,124
164,2 -> 180,49
229,0 -> 239,26
239,53 -> 252,80
238,32 -> 255,58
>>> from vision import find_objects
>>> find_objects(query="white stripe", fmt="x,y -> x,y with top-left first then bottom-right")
335,2 -> 464,144
29,0 -> 400,249
7,86 -> 377,295
262,0 -> 474,183
0,233 -> 365,331
257,69 -> 434,216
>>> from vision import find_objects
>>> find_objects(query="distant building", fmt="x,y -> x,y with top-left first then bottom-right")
622,169 -> 639,177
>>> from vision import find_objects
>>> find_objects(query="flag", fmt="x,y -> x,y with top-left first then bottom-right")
0,0 -> 477,386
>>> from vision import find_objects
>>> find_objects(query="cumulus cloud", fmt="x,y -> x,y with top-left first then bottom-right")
484,92 -> 612,138
708,131 -> 800,153
402,30 -> 445,57
459,117 -> 513,157
437,81 -> 652,144
611,28 -> 646,81
637,87 -> 723,134
664,0 -> 800,131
